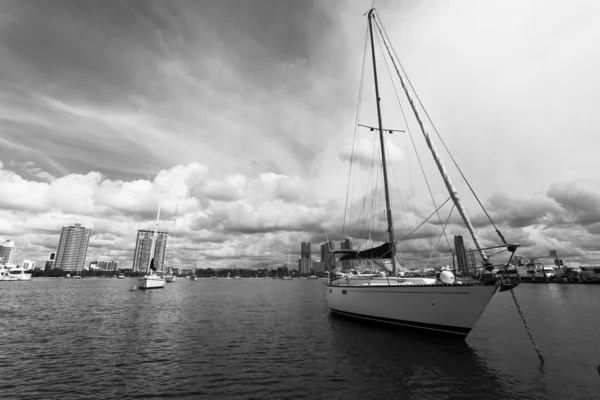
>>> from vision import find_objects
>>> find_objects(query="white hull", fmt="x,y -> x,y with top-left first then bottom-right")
165,275 -> 176,282
326,283 -> 498,337
1,269 -> 32,281
138,275 -> 165,289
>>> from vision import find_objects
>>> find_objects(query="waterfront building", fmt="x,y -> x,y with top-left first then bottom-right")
99,260 -> 119,271
300,241 -> 312,273
341,238 -> 352,270
54,224 -> 91,271
88,260 -> 119,271
298,258 -> 311,275
0,240 -> 16,265
312,261 -> 325,275
45,252 -> 56,270
132,230 -> 168,272
320,241 -> 335,270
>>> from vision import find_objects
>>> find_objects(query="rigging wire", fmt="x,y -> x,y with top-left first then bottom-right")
343,24 -> 369,239
373,15 -> 453,254
373,9 -> 505,245
424,203 -> 455,270
396,196 -> 452,245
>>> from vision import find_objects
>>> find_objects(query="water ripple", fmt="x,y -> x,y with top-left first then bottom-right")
2,279 -> 600,399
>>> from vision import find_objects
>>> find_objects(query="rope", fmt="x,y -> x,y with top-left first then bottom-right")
510,288 -> 545,365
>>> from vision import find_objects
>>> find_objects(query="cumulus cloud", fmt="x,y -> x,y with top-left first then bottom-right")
0,161 -> 334,269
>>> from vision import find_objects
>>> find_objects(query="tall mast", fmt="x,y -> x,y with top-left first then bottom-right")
147,201 -> 162,273
368,9 -> 397,275
371,11 -> 489,264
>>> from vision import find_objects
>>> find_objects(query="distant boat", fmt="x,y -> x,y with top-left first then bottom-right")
307,275 -> 318,279
138,201 -> 166,290
0,266 -> 32,281
117,273 -> 125,279
234,268 -> 242,279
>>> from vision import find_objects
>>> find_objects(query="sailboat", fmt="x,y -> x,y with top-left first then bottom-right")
138,201 -> 166,290
165,204 -> 178,283
326,9 -> 520,338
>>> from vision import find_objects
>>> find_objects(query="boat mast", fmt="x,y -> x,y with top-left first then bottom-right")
147,201 -> 162,274
370,11 -> 489,264
368,9 -> 397,275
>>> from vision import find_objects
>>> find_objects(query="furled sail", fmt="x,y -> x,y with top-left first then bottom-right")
338,242 -> 393,260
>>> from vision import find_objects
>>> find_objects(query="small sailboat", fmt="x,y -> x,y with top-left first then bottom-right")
138,201 -> 166,290
326,9 -> 520,337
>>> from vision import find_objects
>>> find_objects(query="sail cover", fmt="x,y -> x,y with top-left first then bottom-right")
339,242 -> 393,260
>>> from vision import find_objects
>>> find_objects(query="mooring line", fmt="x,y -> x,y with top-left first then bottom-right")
510,288 -> 544,364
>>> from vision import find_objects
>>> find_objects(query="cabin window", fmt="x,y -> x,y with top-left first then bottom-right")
342,290 -> 347,295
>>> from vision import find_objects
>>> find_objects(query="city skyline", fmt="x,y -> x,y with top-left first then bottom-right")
2,1 -> 600,269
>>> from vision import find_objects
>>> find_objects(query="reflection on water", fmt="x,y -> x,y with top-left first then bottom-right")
1,279 -> 599,399
327,314 -> 523,399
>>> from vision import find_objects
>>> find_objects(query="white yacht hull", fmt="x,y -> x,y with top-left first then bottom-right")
138,275 -> 165,289
0,270 -> 32,281
326,283 -> 498,337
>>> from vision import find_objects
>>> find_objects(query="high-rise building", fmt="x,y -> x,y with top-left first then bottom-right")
341,239 -> 353,270
320,241 -> 335,270
298,258 -> 311,275
132,230 -> 168,272
301,242 -> 311,260
54,224 -> 91,271
300,241 -> 312,273
0,240 -> 16,265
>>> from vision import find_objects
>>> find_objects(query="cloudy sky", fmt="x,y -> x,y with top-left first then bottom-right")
1,0 -> 600,270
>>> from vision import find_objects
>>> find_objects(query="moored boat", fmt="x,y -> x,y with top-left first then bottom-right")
138,201 -> 166,290
326,9 -> 520,338
0,266 -> 32,281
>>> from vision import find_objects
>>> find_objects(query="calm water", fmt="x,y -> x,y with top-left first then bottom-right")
1,278 -> 599,399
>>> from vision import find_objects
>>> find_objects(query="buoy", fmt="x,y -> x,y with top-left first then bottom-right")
130,285 -> 137,291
